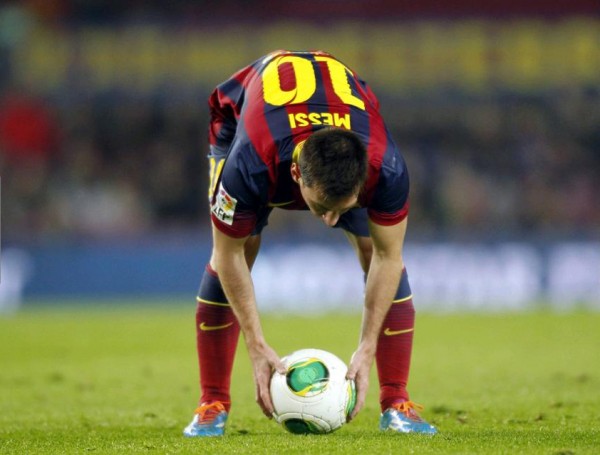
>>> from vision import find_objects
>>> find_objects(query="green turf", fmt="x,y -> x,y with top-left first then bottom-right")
1,303 -> 599,454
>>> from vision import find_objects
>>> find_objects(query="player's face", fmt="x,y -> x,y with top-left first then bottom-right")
299,183 -> 359,227
290,162 -> 359,226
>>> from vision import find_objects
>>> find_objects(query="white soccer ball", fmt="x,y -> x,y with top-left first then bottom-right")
270,348 -> 356,434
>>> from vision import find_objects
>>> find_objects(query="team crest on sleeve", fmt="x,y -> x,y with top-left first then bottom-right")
211,183 -> 237,225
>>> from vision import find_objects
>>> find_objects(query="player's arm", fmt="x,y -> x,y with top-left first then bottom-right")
210,224 -> 286,417
347,217 -> 407,419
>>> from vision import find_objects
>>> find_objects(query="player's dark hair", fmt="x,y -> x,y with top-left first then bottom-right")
299,128 -> 368,202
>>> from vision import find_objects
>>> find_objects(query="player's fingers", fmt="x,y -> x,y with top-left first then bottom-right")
264,347 -> 286,375
255,383 -> 273,418
349,375 -> 368,420
346,364 -> 357,380
273,359 -> 286,374
260,383 -> 275,418
350,392 -> 365,420
346,350 -> 360,380
260,366 -> 277,417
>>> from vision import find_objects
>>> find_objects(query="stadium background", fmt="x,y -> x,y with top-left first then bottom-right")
0,0 -> 598,312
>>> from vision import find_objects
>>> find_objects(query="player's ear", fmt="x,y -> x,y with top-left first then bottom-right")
290,162 -> 302,184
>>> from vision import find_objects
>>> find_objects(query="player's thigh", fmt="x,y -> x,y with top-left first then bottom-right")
335,208 -> 372,273
244,234 -> 261,270
243,205 -> 274,268
343,231 -> 372,274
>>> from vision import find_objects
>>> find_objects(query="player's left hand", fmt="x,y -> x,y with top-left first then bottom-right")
346,346 -> 375,421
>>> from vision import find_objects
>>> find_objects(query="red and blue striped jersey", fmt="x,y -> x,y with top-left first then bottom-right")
209,50 -> 409,238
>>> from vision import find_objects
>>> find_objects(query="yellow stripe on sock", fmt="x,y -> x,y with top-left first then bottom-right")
196,296 -> 230,307
392,294 -> 413,304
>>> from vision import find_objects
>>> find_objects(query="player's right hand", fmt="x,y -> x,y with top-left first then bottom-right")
247,341 -> 286,418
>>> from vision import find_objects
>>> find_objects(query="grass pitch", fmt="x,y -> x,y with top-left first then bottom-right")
1,302 -> 599,454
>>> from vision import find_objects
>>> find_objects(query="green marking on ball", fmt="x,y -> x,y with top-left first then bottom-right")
286,358 -> 329,396
345,380 -> 357,417
283,418 -> 324,435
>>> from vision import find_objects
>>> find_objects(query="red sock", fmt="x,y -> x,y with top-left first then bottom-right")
195,265 -> 240,412
376,296 -> 415,411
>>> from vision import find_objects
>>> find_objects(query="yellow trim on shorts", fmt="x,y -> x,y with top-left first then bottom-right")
268,200 -> 295,207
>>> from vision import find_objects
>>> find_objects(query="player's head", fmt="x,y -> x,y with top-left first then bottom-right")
299,128 -> 368,199
291,128 -> 367,226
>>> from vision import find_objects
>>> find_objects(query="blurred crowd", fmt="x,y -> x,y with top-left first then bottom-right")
1,87 -> 206,241
1,1 -> 598,243
388,90 -> 600,237
2,85 -> 598,243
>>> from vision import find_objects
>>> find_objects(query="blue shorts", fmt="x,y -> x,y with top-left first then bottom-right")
251,205 -> 370,238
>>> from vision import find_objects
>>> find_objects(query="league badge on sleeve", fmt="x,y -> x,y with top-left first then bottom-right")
211,183 -> 237,225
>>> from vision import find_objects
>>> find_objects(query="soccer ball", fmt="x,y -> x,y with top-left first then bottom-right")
270,348 -> 356,434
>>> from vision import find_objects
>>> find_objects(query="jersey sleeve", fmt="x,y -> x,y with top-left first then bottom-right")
367,148 -> 410,226
210,142 -> 269,238
208,64 -> 255,155
208,85 -> 240,155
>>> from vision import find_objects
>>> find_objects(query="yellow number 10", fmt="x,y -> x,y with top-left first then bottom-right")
262,55 -> 366,111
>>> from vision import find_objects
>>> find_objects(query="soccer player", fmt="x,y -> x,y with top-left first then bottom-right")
183,50 -> 437,436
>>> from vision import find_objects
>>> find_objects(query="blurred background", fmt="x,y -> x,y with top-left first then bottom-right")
0,0 -> 598,312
